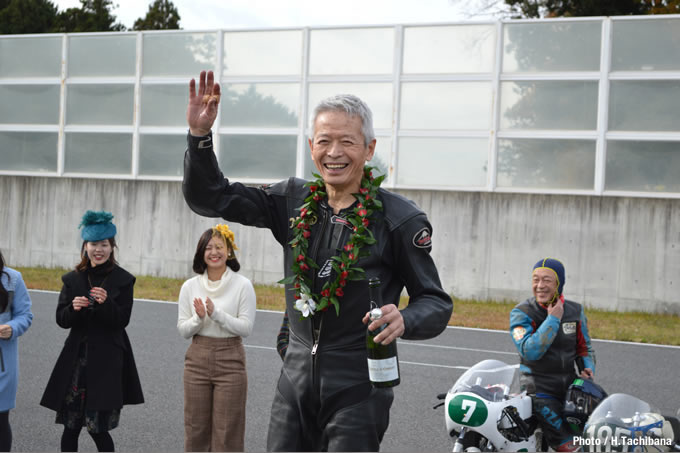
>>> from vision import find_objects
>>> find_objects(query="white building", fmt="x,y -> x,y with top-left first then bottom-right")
1,15 -> 678,313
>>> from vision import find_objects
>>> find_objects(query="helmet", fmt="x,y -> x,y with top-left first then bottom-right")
564,378 -> 608,432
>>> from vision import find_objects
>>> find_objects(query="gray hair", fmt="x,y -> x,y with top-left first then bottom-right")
310,94 -> 375,147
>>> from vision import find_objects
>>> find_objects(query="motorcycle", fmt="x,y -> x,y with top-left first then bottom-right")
581,393 -> 680,452
436,359 -> 539,452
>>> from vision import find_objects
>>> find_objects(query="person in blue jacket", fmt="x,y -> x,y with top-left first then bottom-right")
0,250 -> 34,452
509,257 -> 595,452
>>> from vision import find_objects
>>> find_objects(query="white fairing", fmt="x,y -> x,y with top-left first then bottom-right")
445,360 -> 537,452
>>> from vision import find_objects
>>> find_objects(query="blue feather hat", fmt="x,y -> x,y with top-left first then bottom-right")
79,210 -> 117,242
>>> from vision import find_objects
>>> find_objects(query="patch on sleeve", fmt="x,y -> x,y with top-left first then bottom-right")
197,136 -> 212,149
412,227 -> 432,248
562,322 -> 576,335
512,326 -> 527,342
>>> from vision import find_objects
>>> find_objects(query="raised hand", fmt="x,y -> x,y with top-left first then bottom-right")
187,70 -> 221,137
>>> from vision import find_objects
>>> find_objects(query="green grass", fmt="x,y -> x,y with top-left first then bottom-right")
17,266 -> 680,346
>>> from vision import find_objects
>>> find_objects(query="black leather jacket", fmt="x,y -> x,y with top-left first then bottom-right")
183,132 -> 453,418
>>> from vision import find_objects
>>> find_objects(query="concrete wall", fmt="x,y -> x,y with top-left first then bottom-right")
1,176 -> 678,314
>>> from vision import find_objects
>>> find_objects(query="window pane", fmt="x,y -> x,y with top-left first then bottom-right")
143,33 -> 216,77
0,132 -> 57,172
403,25 -> 495,74
64,133 -> 132,174
139,134 -> 184,176
400,82 -> 492,130
500,81 -> 598,130
0,37 -> 62,78
220,83 -> 299,128
309,28 -> 393,75
0,85 -> 60,124
606,141 -> 680,192
609,81 -> 680,132
397,137 -> 487,187
219,134 -> 296,179
497,139 -> 595,189
308,83 -> 393,130
503,22 -> 601,72
611,19 -> 680,71
66,84 -> 134,125
223,30 -> 302,75
140,84 -> 187,127
68,35 -> 136,77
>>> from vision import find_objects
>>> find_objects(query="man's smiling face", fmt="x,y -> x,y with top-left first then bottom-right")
309,110 -> 375,193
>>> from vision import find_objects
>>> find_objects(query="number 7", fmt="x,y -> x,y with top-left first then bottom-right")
461,399 -> 477,423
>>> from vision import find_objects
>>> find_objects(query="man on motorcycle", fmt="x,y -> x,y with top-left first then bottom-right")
509,258 -> 596,452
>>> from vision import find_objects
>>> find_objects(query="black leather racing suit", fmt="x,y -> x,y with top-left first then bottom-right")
183,133 -> 453,451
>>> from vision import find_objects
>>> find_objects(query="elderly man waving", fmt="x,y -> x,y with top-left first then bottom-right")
183,70 -> 452,452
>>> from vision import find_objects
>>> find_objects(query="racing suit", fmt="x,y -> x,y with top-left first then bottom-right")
183,133 -> 453,451
510,297 -> 595,450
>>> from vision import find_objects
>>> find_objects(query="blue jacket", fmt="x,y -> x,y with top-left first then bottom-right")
0,267 -> 34,411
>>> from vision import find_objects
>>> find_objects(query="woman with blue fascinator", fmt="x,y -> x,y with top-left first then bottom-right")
40,211 -> 144,452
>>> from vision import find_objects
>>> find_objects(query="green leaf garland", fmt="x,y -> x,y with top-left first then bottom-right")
278,166 -> 385,317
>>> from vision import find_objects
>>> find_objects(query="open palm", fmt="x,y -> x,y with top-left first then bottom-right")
187,70 -> 221,136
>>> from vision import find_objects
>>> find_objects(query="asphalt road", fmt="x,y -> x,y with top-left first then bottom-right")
10,290 -> 680,452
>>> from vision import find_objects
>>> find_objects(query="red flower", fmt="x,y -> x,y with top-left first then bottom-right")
353,226 -> 358,232
300,263 -> 310,271
339,262 -> 345,269
348,253 -> 355,260
310,185 -> 318,192
296,254 -> 305,262
365,194 -> 371,201
303,230 -> 311,239
359,188 -> 369,194
362,218 -> 370,227
341,271 -> 349,279
313,194 -> 322,202
294,282 -> 301,289
358,209 -> 367,217
357,203 -> 363,209
343,243 -> 353,252
294,293 -> 301,299
339,279 -> 346,287
335,287 -> 344,297
321,289 -> 330,298
300,208 -> 308,218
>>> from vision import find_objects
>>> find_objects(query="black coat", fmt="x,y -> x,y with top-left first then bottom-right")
40,265 -> 144,411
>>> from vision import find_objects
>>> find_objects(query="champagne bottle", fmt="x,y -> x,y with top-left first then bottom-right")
366,278 -> 400,388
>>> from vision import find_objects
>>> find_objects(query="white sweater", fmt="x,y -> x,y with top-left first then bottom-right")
177,269 -> 256,340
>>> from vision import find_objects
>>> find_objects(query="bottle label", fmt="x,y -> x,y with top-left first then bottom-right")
367,357 -> 399,382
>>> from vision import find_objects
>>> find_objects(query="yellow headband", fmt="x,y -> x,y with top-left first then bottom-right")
212,224 -> 238,251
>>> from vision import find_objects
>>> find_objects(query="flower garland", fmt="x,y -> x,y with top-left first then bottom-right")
279,166 -> 385,317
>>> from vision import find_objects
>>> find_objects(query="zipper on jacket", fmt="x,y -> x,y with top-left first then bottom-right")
309,208 -> 329,391
0,348 -> 4,373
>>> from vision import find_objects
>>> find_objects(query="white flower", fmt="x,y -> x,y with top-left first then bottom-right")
295,295 -> 316,318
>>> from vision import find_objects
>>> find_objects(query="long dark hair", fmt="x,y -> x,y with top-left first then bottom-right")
192,229 -> 240,274
76,238 -> 118,272
0,250 -> 8,312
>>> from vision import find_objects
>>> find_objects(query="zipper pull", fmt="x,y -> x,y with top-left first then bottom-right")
311,342 -> 318,355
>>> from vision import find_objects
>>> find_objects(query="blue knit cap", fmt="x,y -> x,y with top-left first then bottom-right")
79,210 -> 116,242
533,257 -> 565,296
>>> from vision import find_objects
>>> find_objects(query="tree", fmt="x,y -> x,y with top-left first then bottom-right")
0,0 -> 58,34
53,0 -> 125,32
504,0 -> 679,17
132,0 -> 180,30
